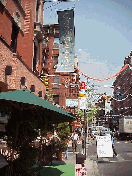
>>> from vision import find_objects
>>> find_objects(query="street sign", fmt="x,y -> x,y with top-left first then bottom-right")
96,135 -> 113,158
79,82 -> 85,89
66,99 -> 78,107
79,94 -> 86,97
78,97 -> 86,109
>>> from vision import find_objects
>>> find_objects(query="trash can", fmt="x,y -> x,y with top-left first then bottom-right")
76,153 -> 85,164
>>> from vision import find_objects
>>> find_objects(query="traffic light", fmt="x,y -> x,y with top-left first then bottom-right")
106,96 -> 110,103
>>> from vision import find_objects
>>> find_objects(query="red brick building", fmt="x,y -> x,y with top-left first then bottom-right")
113,51 -> 132,117
42,24 -> 80,115
0,0 -> 46,97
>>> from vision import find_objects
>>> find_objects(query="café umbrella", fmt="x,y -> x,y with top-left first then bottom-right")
0,88 -> 75,175
0,88 -> 75,122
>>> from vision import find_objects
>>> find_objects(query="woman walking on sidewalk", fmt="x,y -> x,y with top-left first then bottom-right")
111,133 -> 117,157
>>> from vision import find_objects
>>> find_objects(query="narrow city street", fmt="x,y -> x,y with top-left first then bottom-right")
65,137 -> 132,175
0,0 -> 132,175
87,137 -> 132,176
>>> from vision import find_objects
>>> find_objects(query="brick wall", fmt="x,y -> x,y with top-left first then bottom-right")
0,40 -> 46,97
0,7 -> 12,46
42,29 -> 79,112
113,58 -> 132,116
6,0 -> 25,29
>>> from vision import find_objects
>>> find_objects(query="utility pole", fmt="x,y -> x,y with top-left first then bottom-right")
84,109 -> 86,159
87,112 -> 89,143
86,78 -> 89,143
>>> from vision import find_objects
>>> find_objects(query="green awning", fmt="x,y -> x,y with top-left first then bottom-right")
0,88 -> 74,120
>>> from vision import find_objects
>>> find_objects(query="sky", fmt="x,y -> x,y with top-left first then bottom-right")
43,0 -> 132,97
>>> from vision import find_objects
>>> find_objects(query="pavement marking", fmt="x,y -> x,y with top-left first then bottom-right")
103,158 -> 109,162
127,153 -> 132,156
109,160 -> 117,163
125,142 -> 128,143
116,142 -> 120,143
117,154 -> 125,161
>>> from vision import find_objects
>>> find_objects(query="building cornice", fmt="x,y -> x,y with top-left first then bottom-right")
12,0 -> 26,17
1,2 -> 24,36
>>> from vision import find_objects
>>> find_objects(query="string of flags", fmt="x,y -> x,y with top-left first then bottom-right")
45,1 -> 75,10
45,1 -> 61,9
112,94 -> 129,102
75,64 -> 130,81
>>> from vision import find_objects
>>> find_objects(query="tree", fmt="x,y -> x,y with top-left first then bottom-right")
76,109 -> 84,122
4,106 -> 56,175
55,122 -> 70,152
87,105 -> 99,122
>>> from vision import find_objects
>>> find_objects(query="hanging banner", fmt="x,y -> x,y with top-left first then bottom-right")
57,9 -> 75,72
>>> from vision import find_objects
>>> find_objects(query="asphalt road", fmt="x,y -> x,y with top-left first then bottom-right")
87,137 -> 132,176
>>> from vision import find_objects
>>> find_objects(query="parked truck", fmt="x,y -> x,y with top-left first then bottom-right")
118,116 -> 132,140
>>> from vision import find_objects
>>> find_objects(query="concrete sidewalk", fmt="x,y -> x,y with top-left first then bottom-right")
64,139 -> 99,176
85,157 -> 99,176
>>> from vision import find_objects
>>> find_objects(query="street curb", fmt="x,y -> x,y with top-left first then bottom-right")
85,157 -> 99,176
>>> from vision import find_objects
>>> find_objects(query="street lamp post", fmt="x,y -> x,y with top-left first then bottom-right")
84,109 -> 86,159
87,112 -> 88,143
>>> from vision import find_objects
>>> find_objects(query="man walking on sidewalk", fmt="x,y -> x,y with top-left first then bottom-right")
71,131 -> 79,153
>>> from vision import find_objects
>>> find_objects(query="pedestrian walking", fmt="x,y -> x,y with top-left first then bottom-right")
111,133 -> 117,157
82,139 -> 85,154
65,147 -> 68,159
71,131 -> 79,152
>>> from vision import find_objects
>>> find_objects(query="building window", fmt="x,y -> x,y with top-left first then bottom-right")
54,38 -> 59,49
31,85 -> 35,92
20,77 -> 25,86
38,91 -> 42,97
53,95 -> 59,105
44,56 -> 47,66
10,23 -> 19,53
53,56 -> 58,67
53,75 -> 59,88
33,42 -> 39,72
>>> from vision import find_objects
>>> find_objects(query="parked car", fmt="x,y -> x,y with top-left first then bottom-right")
93,131 -> 99,137
104,131 -> 112,136
91,130 -> 98,138
100,128 -> 110,136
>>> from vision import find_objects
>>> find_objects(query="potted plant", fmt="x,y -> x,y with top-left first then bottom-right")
55,122 -> 70,160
